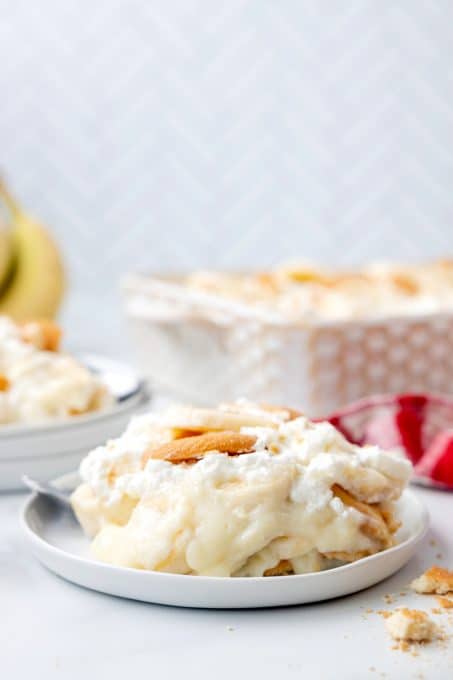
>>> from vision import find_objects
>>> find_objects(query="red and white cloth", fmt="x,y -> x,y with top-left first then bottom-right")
325,393 -> 453,489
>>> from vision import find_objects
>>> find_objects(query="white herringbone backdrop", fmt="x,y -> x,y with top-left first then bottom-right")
1,1 -> 453,353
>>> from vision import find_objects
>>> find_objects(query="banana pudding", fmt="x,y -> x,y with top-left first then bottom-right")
72,401 -> 411,577
0,316 -> 113,424
185,259 -> 453,320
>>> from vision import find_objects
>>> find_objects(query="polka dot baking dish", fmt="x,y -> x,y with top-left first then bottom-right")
122,269 -> 453,416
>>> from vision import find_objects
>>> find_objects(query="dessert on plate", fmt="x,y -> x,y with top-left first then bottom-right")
0,316 -> 113,425
72,400 -> 411,577
184,259 -> 453,320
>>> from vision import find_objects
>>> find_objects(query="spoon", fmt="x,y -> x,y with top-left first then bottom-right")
22,475 -> 72,507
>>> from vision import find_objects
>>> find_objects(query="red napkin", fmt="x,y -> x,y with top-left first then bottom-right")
414,430 -> 453,487
324,393 -> 453,489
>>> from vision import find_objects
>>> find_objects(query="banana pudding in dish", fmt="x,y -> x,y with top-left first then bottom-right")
0,316 -> 113,425
185,259 -> 453,320
72,400 -> 411,577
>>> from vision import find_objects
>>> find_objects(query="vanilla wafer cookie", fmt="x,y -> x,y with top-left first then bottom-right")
330,484 -> 392,548
143,430 -> 257,463
264,560 -> 293,576
21,320 -> 62,352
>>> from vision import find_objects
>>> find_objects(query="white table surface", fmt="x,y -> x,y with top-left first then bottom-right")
2,483 -> 452,680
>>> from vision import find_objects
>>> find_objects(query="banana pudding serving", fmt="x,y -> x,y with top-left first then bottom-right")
72,400 -> 411,577
0,316 -> 113,425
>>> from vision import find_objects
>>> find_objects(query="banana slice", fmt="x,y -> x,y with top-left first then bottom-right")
159,406 -> 284,433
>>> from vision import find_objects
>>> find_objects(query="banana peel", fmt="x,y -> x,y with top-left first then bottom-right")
0,181 -> 65,321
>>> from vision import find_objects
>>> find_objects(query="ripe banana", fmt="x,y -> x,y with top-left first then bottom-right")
0,222 -> 14,293
0,181 -> 65,321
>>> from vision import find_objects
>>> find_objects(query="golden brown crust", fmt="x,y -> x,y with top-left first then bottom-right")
143,431 -> 257,463
0,374 -> 10,391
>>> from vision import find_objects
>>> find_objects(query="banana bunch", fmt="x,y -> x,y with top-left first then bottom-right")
0,180 -> 65,321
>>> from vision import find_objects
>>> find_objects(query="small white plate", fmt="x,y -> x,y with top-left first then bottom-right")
0,355 -> 149,490
22,476 -> 429,609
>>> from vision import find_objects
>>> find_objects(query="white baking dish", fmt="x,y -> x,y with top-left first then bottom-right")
122,274 -> 453,416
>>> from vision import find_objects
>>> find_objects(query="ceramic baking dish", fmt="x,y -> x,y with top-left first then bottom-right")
122,273 -> 453,416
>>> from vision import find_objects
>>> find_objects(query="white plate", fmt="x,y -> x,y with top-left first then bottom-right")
0,355 -> 149,490
22,476 -> 429,609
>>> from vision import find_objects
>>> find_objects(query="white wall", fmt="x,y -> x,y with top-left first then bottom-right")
1,1 -> 452,352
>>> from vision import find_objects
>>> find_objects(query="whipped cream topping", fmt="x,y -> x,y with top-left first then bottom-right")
0,316 -> 112,424
79,412 -> 176,501
185,260 -> 453,321
74,404 -> 411,576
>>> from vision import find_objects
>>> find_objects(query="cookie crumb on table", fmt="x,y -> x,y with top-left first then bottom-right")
411,566 -> 453,595
437,596 -> 453,609
385,608 -> 438,644
377,609 -> 392,619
